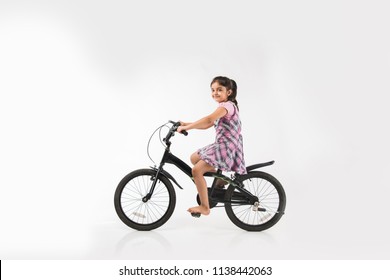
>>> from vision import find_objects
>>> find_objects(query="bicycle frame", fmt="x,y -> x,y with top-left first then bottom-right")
144,142 -> 258,206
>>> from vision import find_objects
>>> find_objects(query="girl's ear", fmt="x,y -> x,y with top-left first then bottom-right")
228,89 -> 232,96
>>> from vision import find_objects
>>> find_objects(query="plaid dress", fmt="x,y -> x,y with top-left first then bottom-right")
198,101 -> 246,174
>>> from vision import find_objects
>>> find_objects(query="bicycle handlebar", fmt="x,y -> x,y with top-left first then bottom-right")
163,120 -> 188,145
169,120 -> 188,136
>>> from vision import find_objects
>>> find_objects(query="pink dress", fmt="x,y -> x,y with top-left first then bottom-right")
198,101 -> 246,174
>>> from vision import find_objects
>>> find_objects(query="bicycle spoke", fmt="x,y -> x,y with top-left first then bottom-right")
146,202 -> 162,221
148,200 -> 169,214
124,201 -> 144,217
121,191 -> 140,200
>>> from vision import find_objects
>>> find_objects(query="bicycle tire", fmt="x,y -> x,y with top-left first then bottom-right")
114,168 -> 176,231
224,171 -> 286,231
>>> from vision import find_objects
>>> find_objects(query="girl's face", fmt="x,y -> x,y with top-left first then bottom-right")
211,82 -> 231,103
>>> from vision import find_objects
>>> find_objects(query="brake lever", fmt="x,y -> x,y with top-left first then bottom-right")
168,120 -> 188,136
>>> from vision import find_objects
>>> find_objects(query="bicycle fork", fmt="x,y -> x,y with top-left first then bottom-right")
142,166 -> 163,203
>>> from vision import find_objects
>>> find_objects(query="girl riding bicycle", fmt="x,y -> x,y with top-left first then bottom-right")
178,76 -> 246,217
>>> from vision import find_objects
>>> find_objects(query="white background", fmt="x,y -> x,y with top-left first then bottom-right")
1,0 -> 389,259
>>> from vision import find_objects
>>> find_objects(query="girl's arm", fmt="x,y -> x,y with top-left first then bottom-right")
179,121 -> 192,126
178,107 -> 227,132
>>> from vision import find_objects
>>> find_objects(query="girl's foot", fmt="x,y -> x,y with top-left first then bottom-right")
187,205 -> 210,216
215,178 -> 228,189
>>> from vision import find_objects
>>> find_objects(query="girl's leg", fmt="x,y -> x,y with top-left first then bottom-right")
190,152 -> 201,165
191,152 -> 225,188
188,159 -> 215,215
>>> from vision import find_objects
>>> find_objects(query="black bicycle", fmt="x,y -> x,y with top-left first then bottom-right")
114,121 -> 286,231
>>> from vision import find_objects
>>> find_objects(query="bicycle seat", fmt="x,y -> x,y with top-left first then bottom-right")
204,172 -> 216,177
204,169 -> 222,177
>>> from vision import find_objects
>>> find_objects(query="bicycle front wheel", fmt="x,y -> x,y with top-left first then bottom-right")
114,169 -> 176,231
224,171 -> 286,231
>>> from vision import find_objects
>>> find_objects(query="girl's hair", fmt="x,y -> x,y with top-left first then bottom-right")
211,76 -> 239,110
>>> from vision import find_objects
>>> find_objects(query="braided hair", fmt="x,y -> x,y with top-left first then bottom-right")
210,76 -> 239,110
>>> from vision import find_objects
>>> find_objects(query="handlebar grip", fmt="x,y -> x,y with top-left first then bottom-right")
171,120 -> 188,136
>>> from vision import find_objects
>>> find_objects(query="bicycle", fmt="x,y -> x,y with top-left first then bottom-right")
114,121 -> 286,231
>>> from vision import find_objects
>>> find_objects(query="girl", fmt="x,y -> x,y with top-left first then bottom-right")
178,76 -> 246,216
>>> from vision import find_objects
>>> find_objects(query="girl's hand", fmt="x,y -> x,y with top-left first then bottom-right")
177,125 -> 188,134
177,126 -> 184,133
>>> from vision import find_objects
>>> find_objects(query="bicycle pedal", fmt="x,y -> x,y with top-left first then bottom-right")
191,212 -> 201,218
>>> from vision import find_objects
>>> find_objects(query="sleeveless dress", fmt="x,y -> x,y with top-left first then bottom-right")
197,101 -> 247,175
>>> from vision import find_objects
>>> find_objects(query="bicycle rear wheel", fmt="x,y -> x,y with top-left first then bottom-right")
114,169 -> 176,231
224,171 -> 286,231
